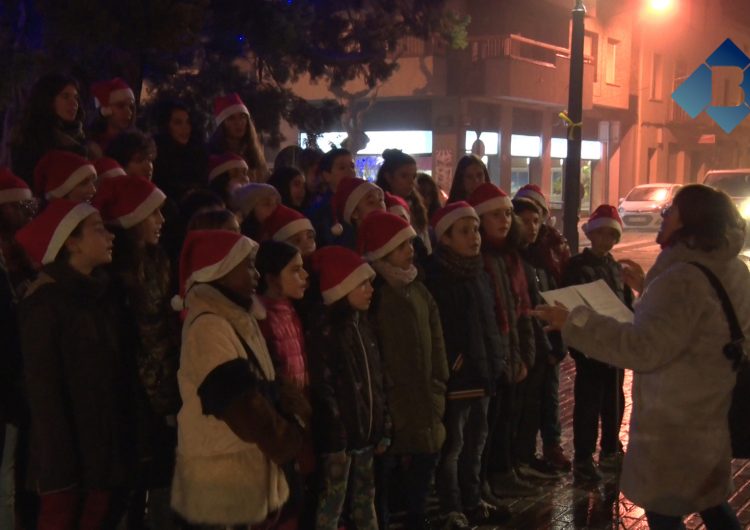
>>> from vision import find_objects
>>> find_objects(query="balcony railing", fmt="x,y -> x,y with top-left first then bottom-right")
468,34 -> 594,68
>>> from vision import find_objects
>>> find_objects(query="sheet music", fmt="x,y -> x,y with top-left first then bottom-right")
540,280 -> 634,323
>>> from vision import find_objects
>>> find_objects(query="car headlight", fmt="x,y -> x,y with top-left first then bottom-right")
741,199 -> 750,219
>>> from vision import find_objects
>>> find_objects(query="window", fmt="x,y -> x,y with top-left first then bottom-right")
584,31 -> 599,82
605,39 -> 619,85
511,157 -> 530,195
651,53 -> 664,100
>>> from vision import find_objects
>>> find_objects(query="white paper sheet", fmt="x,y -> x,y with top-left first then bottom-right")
540,280 -> 634,323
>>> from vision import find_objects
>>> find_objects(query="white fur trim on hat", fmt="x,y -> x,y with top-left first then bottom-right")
42,202 -> 97,264
321,262 -> 376,305
215,103 -> 250,127
515,188 -> 548,213
435,207 -> 479,241
583,217 -> 622,236
344,182 -> 382,224
388,205 -> 410,222
114,188 -> 167,229
47,164 -> 96,200
473,196 -> 512,217
209,158 -> 249,181
364,225 -> 417,262
185,237 -> 258,293
273,218 -> 314,243
99,167 -> 126,179
0,188 -> 32,205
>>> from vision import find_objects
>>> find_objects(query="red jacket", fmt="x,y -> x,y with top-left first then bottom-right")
259,297 -> 308,390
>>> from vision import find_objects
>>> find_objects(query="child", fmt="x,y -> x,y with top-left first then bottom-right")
306,246 -> 389,530
93,175 -> 180,528
562,204 -> 633,482
88,77 -> 136,158
260,204 -> 317,259
187,208 -> 241,232
33,150 -> 97,204
230,182 -> 281,240
16,200 -> 127,529
330,177 -> 385,241
171,230 -> 310,527
106,130 -> 157,180
358,210 -> 448,530
93,157 -> 127,182
423,201 -> 508,528
208,152 -> 251,206
447,155 -> 489,203
268,166 -> 308,211
0,169 -> 36,288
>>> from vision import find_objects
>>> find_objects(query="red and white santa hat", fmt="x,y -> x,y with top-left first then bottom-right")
34,150 -> 96,200
92,175 -> 166,229
582,204 -> 623,236
332,177 -> 383,225
214,93 -> 250,127
468,182 -> 512,216
176,229 -> 259,305
0,168 -> 32,204
15,199 -> 97,265
384,192 -> 411,222
513,184 -> 549,216
261,204 -> 314,242
430,201 -> 479,241
91,78 -> 135,116
358,210 -> 416,262
310,246 -> 375,305
230,183 -> 281,218
94,157 -> 126,180
208,153 -> 249,182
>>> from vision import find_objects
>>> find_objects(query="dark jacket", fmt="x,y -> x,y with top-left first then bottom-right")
521,260 -> 553,362
0,254 -> 22,425
307,307 -> 389,453
372,277 -> 448,454
522,246 -> 565,361
304,191 -> 357,250
423,249 -> 507,399
11,120 -> 88,185
152,134 -> 208,203
18,262 -> 133,493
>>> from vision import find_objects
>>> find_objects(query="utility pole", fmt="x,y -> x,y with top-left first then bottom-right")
563,0 -> 586,254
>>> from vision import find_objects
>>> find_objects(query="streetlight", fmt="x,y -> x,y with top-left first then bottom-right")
647,0 -> 675,14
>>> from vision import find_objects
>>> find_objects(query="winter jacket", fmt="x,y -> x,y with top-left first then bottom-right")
372,277 -> 448,455
526,223 -> 570,286
305,191 -> 357,250
172,283 -> 289,525
18,262 -> 133,493
307,306 -> 389,453
11,120 -> 88,185
522,247 -> 564,361
260,296 -> 309,390
153,134 -> 208,203
423,248 -> 508,399
561,238 -> 750,516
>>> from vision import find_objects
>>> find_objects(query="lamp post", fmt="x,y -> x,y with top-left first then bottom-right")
563,0 -> 586,254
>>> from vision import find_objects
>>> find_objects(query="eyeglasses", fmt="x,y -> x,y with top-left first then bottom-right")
661,204 -> 673,218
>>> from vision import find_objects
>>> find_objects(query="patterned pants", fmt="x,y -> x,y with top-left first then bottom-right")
315,448 -> 377,530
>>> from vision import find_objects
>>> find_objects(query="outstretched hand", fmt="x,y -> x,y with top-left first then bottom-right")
619,259 -> 645,293
532,302 -> 570,332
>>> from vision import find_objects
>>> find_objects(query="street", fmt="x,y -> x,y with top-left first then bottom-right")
579,226 -> 662,275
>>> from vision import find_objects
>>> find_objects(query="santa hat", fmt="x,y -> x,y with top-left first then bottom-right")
214,93 -> 250,127
468,183 -> 512,216
430,201 -> 479,241
0,168 -> 32,204
332,177 -> 383,226
358,210 -> 416,262
94,157 -> 126,180
261,204 -> 314,242
230,183 -> 281,217
310,246 -> 375,305
208,153 -> 249,182
582,204 -> 623,236
92,176 -> 166,229
175,229 -> 258,307
384,192 -> 411,222
15,199 -> 97,265
91,78 -> 135,117
514,184 -> 549,216
34,150 -> 96,200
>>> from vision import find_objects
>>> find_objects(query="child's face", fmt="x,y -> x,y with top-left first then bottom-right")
289,173 -> 307,208
65,173 -> 97,203
65,213 -> 114,268
387,163 -> 417,198
285,229 -> 316,258
271,252 -> 308,300
323,155 -> 356,190
133,206 -> 165,246
480,207 -> 512,241
224,112 -> 249,141
217,253 -> 260,301
228,167 -> 250,192
346,279 -> 374,311
588,227 -> 619,255
125,152 -> 154,180
441,217 -> 481,257
253,195 -> 280,224
0,202 -> 33,232
351,190 -> 385,224
384,239 -> 414,270
109,99 -> 135,131
462,163 -> 485,197
518,210 -> 541,245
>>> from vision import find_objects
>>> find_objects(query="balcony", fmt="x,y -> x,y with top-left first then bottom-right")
448,34 -> 595,109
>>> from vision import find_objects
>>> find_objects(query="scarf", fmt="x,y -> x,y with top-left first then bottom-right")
371,259 -> 418,288
433,245 -> 483,278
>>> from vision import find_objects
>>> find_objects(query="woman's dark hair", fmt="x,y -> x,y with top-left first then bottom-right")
109,225 -> 170,289
208,113 -> 267,180
152,99 -> 203,144
256,240 -> 300,294
417,173 -> 441,220
274,145 -> 303,170
105,130 -> 156,167
299,147 -> 324,175
268,166 -> 306,210
54,218 -> 86,264
179,189 -> 224,222
208,174 -> 233,206
669,184 -> 745,252
187,209 -> 237,231
375,149 -> 428,231
448,154 -> 490,203
318,148 -> 351,174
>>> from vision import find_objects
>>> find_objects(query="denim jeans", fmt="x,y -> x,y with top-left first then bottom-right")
375,452 -> 439,529
645,502 -> 741,530
436,397 -> 489,514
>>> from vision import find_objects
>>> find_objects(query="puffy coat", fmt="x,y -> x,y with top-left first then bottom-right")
372,278 -> 448,455
561,240 -> 750,515
260,296 -> 308,390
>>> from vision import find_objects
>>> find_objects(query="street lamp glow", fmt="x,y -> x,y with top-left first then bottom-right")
647,0 -> 674,13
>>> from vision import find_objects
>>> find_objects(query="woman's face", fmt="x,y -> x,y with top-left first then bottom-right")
224,113 -> 249,141
66,213 -> 115,269
53,84 -> 79,122
289,173 -> 307,208
656,203 -> 683,247
387,163 -> 417,198
133,205 -> 165,246
109,99 -> 135,131
323,154 -> 356,190
346,279 -> 374,311
168,109 -> 191,145
463,163 -> 486,197
65,173 -> 97,203
285,229 -> 317,258
272,252 -> 308,300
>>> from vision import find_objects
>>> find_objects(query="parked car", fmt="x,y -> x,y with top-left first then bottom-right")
702,168 -> 750,251
618,183 -> 681,230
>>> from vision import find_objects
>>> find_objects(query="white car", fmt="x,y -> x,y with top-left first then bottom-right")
618,183 -> 681,230
702,169 -> 750,251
